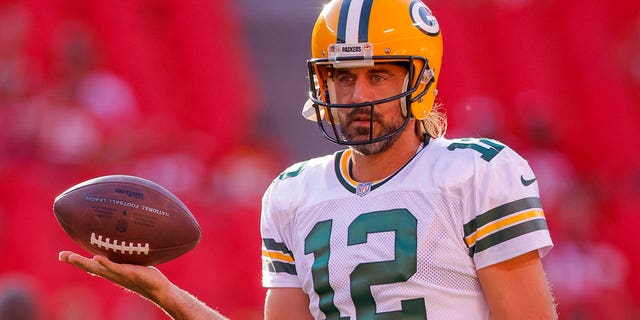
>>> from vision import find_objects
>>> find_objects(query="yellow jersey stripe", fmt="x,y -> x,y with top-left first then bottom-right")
464,209 -> 545,247
262,249 -> 295,263
340,149 -> 359,186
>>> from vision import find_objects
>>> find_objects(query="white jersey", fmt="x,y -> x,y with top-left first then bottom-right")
261,137 -> 553,320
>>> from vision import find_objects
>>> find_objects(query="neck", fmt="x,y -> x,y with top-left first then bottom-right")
349,128 -> 422,182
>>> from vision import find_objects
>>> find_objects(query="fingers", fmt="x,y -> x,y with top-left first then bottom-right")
58,250 -> 76,262
58,251 -> 170,302
59,250 -> 95,263
92,254 -> 115,268
58,251 -> 110,277
92,254 -> 132,277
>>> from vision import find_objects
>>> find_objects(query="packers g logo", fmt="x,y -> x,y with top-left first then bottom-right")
410,0 -> 440,36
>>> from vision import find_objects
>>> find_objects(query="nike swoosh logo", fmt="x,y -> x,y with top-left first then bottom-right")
521,175 -> 537,186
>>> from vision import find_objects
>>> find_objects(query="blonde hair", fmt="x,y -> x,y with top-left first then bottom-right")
417,102 -> 447,139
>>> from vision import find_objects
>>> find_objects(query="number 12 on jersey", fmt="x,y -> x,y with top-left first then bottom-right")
304,209 -> 427,319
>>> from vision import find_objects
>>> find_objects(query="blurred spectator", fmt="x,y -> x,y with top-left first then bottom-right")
510,90 -> 638,318
0,17 -> 140,178
618,17 -> 640,92
543,181 -> 637,319
0,273 -> 42,320
513,91 -> 576,211
49,284 -> 102,320
33,20 -> 138,167
127,152 -> 207,197
0,4 -> 39,105
446,95 -> 506,139
600,179 -> 640,312
206,143 -> 286,210
0,4 -> 39,168
0,1 -> 262,318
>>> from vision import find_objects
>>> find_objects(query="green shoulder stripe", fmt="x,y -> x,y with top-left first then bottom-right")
278,161 -> 308,181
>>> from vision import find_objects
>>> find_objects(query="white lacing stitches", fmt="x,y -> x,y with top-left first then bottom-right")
90,232 -> 150,255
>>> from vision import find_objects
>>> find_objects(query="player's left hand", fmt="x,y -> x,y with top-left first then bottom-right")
58,251 -> 171,302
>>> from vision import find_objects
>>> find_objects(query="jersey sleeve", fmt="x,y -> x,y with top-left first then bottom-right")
458,139 -> 553,269
260,167 -> 303,289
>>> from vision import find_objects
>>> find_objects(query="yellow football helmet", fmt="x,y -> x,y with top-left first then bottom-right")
303,0 -> 443,145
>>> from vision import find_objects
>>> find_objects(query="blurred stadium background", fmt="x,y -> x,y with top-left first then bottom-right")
0,0 -> 639,319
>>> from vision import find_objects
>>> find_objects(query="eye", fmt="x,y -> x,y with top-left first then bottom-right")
335,74 -> 355,86
371,74 -> 386,83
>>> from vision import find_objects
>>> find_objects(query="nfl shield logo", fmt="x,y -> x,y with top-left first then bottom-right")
356,182 -> 372,197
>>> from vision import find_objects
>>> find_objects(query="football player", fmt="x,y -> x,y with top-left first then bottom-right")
60,0 -> 557,319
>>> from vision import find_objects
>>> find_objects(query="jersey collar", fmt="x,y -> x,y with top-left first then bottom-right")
334,136 -> 431,196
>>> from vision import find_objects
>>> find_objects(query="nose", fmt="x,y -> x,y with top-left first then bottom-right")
350,78 -> 373,104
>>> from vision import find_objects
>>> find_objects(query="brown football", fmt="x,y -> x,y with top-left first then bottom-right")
53,175 -> 201,265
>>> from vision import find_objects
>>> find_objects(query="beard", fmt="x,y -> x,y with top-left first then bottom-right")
340,108 -> 405,155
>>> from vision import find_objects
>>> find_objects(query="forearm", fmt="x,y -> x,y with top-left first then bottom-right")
478,251 -> 557,319
152,282 -> 228,320
58,252 -> 229,320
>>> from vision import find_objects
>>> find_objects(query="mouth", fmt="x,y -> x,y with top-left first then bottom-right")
343,114 -> 377,141
345,109 -> 375,127
349,116 -> 372,126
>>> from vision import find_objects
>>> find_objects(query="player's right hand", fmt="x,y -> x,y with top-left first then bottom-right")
58,250 -> 171,302
59,251 -> 230,320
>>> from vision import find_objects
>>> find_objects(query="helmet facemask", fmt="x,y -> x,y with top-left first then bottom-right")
303,56 -> 435,146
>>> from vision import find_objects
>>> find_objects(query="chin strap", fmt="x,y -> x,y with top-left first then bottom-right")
400,73 -> 410,117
